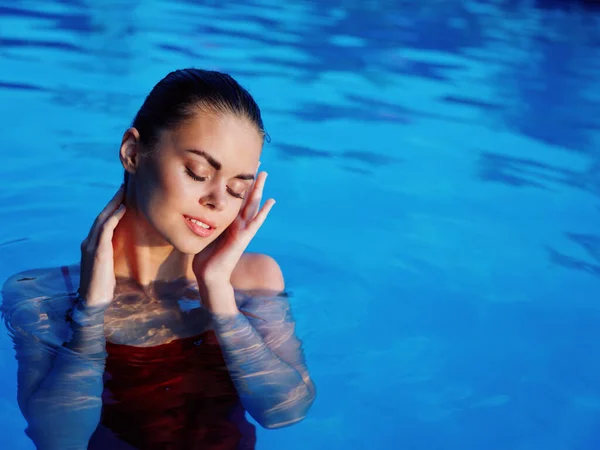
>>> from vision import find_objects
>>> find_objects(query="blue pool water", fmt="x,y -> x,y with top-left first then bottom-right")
1,0 -> 600,448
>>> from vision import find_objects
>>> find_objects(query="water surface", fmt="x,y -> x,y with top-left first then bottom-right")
1,1 -> 600,449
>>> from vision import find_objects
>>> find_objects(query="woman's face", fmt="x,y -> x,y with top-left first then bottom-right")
129,111 -> 263,254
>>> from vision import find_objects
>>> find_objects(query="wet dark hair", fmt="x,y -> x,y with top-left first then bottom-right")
124,68 -> 267,186
132,68 -> 267,151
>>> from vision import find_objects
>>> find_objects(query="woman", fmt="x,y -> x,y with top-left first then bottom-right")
1,68 -> 316,450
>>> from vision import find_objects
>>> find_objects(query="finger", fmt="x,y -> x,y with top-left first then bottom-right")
241,172 -> 267,221
239,171 -> 263,213
87,185 -> 125,245
248,198 -> 275,233
87,186 -> 124,243
97,204 -> 127,250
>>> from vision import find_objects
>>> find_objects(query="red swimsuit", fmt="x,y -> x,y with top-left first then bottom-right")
60,267 -> 256,449
89,330 -> 256,449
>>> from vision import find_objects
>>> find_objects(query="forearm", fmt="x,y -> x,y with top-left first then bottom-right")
27,309 -> 106,449
202,283 -> 315,428
213,312 -> 315,428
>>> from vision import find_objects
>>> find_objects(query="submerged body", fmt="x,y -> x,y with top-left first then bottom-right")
2,68 -> 316,449
3,258 -> 314,449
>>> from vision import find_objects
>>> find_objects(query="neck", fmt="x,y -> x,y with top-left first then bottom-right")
112,209 -> 196,286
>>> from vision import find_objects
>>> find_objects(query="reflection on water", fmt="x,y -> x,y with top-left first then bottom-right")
2,266 -> 314,449
2,0 -> 600,157
1,1 -> 600,450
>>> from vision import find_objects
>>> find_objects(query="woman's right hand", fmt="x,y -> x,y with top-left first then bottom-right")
77,185 -> 127,310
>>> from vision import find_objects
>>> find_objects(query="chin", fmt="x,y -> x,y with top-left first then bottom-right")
168,231 -> 219,255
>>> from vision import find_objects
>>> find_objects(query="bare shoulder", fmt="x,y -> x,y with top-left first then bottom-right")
231,252 -> 285,292
2,264 -> 79,303
1,265 -> 78,333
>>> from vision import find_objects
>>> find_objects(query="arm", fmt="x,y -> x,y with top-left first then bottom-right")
213,291 -> 316,429
2,273 -> 107,450
27,301 -> 107,450
200,256 -> 316,429
1,271 -> 60,420
1,186 -> 126,449
193,172 -> 315,428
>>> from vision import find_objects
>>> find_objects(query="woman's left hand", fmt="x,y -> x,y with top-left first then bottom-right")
193,171 -> 275,288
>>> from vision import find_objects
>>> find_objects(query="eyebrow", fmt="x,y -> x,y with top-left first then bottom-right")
186,149 -> 255,181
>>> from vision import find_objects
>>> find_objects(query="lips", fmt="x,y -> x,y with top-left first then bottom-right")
183,215 -> 216,238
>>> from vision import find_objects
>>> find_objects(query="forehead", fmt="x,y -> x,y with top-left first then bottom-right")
166,111 -> 263,168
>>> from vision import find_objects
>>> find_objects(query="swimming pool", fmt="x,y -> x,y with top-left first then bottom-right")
1,0 -> 600,448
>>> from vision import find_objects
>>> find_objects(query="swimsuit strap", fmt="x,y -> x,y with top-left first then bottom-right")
60,265 -> 75,294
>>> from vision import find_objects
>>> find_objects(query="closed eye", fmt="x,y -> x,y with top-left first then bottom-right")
227,188 -> 245,199
186,167 -> 207,182
188,167 -> 245,199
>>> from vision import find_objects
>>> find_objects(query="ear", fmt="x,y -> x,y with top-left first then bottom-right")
119,127 -> 142,176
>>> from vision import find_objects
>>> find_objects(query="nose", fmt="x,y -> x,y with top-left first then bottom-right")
198,183 -> 227,211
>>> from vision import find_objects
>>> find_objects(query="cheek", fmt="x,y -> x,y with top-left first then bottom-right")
224,204 -> 243,225
136,162 -> 182,218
